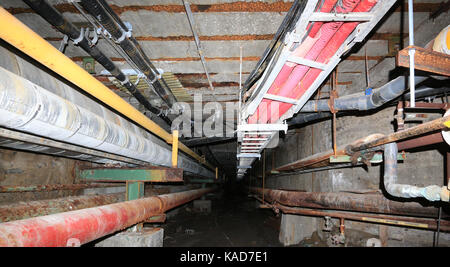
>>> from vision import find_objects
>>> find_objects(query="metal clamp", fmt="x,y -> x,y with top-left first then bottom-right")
72,28 -> 85,45
120,75 -> 130,85
134,72 -> 145,85
84,27 -> 99,46
58,35 -> 69,52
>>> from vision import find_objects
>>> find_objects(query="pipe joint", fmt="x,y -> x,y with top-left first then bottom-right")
384,142 -> 447,202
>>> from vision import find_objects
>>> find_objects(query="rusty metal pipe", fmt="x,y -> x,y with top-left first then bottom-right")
347,115 -> 450,153
0,193 -> 124,223
0,187 -> 215,246
278,115 -> 450,172
397,132 -> 444,150
0,183 -> 121,193
271,204 -> 450,232
249,187 -> 439,217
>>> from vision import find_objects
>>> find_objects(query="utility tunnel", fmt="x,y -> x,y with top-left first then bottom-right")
0,0 -> 449,249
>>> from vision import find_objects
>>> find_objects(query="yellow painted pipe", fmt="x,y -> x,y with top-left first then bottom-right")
0,7 -> 214,170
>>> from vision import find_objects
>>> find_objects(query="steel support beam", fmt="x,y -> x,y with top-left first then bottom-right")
397,46 -> 450,76
78,168 -> 183,183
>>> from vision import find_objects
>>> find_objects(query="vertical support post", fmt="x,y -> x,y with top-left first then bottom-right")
262,150 -> 266,204
215,167 -> 218,180
379,225 -> 388,247
447,152 -> 450,190
408,0 -> 416,107
172,130 -> 179,168
126,181 -> 144,201
126,181 -> 145,231
331,70 -> 338,156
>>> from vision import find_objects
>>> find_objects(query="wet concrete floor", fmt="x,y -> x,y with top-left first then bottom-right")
161,188 -> 282,247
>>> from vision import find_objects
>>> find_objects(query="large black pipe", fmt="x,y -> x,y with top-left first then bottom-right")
80,0 -> 178,108
23,0 -> 172,126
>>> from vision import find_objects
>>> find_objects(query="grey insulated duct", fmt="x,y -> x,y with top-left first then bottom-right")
300,76 -> 428,112
80,0 -> 178,108
23,0 -> 172,126
0,66 -> 213,178
288,76 -> 429,126
383,142 -> 449,202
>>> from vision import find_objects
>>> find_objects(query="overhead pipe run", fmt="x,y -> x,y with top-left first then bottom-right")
0,187 -> 215,247
0,7 -> 214,171
79,0 -> 178,108
383,143 -> 449,202
23,0 -> 172,126
0,66 -> 213,178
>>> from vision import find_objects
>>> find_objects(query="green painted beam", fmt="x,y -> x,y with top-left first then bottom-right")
78,168 -> 183,182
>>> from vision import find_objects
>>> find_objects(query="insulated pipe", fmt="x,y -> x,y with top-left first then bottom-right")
383,143 -> 449,202
0,187 -> 215,246
23,0 -> 172,125
80,0 -> 178,108
300,76 -> 428,112
249,187 -> 439,217
0,7 -> 214,171
0,66 -> 213,178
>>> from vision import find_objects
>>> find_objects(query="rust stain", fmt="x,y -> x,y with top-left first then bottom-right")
70,56 -> 260,62
135,34 -> 275,41
7,2 -> 441,15
46,34 -> 274,42
182,81 -> 239,88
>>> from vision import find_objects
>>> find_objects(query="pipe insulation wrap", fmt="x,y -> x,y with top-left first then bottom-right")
383,142 -> 449,202
0,66 -> 213,178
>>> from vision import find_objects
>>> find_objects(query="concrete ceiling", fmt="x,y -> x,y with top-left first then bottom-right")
4,0 -> 445,107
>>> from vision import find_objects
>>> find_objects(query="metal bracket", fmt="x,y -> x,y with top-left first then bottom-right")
286,56 -> 328,70
309,12 -> 373,22
237,123 -> 288,133
237,153 -> 261,159
72,27 -> 84,45
58,35 -> 69,52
